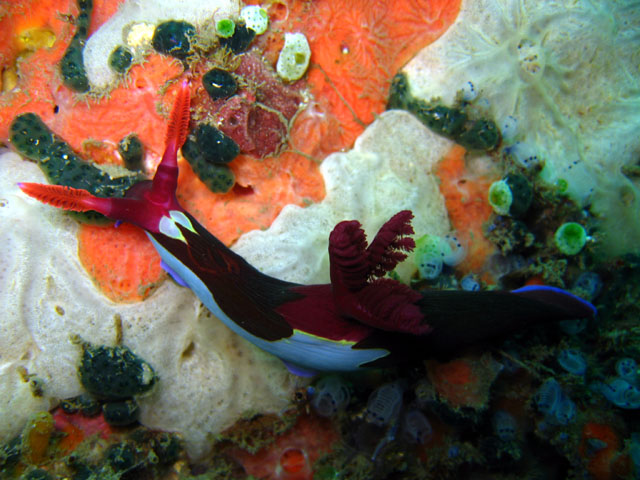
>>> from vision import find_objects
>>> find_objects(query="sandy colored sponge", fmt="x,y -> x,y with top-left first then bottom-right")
234,110 -> 452,284
0,110 -> 453,458
0,151 -> 296,459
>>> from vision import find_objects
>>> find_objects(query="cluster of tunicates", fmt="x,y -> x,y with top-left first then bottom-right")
594,357 -> 640,409
181,123 -> 239,193
413,233 -> 466,280
387,74 -> 500,151
365,381 -> 433,461
73,340 -> 157,426
535,378 -> 576,426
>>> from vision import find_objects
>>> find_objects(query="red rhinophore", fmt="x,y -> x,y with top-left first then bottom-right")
19,79 -> 192,233
18,183 -> 113,214
150,79 -> 191,205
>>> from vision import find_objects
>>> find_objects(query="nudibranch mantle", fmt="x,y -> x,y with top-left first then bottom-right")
146,229 -> 390,374
18,80 -> 596,375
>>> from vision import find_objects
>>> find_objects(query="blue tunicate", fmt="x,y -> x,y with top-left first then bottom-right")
460,81 -> 477,101
460,274 -> 480,291
366,382 -> 404,427
401,409 -> 432,444
554,395 -> 576,425
506,141 -> 542,169
442,234 -> 466,266
535,378 -> 576,425
598,378 -> 640,409
500,115 -> 518,143
492,410 -> 517,441
573,272 -> 603,301
536,379 -> 562,416
616,358 -> 638,383
557,349 -> 587,376
310,375 -> 350,417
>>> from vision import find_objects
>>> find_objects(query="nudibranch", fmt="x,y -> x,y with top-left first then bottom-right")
18,80 -> 596,375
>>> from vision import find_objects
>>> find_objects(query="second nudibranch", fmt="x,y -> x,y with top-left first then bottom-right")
18,80 -> 596,376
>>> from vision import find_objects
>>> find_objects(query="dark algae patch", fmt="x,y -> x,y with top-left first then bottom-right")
59,0 -> 93,92
78,342 -> 157,400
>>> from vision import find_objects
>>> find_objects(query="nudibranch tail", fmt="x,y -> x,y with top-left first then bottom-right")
18,182 -> 113,215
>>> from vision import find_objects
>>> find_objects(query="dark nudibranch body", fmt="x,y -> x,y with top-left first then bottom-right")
17,80 -> 596,375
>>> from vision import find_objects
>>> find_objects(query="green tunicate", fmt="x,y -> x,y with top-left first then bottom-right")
216,18 -> 235,38
387,72 -> 499,151
414,234 -> 446,279
102,399 -> 139,426
9,113 -> 144,223
118,133 -> 144,171
152,20 -> 196,60
489,174 -> 532,217
59,0 -> 93,92
554,222 -> 588,255
219,22 -> 256,54
202,68 -> 237,100
78,342 -> 157,400
488,180 -> 513,216
108,45 -> 134,74
556,178 -> 569,193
